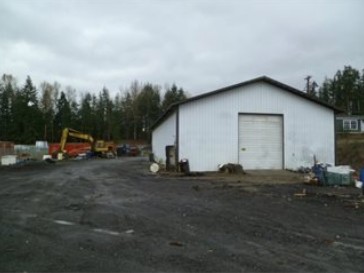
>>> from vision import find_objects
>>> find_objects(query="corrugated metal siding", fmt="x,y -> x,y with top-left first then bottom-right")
178,82 -> 335,171
152,112 -> 176,163
238,115 -> 283,169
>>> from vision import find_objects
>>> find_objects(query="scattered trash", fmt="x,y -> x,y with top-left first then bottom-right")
218,163 -> 246,174
297,166 -> 311,173
303,172 -> 318,185
306,160 -> 357,187
294,188 -> 307,197
169,241 -> 184,247
44,158 -> 56,164
125,229 -> 134,234
344,201 -> 360,209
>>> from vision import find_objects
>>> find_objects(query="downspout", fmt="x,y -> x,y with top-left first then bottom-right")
334,112 -> 338,166
175,106 -> 179,170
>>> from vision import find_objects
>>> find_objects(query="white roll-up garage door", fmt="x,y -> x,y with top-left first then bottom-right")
238,114 -> 283,169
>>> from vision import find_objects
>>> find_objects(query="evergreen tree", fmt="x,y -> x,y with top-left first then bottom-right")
0,74 -> 16,140
318,78 -> 332,104
99,87 -> 113,140
137,83 -> 161,140
120,91 -> 133,140
111,93 -> 123,141
54,91 -> 72,140
161,84 -> 187,112
12,76 -> 43,143
79,92 -> 94,134
0,72 -> 191,143
39,81 -> 57,141
318,66 -> 363,114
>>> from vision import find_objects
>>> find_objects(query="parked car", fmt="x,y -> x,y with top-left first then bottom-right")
129,145 -> 139,156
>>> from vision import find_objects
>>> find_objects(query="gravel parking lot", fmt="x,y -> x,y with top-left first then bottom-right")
0,157 -> 363,272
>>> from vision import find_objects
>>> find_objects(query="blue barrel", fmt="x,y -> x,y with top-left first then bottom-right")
360,168 -> 364,182
312,164 -> 325,185
360,169 -> 364,193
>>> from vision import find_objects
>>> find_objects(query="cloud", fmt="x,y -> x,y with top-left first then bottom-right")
0,0 -> 363,97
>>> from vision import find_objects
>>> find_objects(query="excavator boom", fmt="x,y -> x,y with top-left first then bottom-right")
57,128 -> 115,159
59,128 -> 94,154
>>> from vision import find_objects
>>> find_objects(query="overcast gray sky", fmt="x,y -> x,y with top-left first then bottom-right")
1,0 -> 363,97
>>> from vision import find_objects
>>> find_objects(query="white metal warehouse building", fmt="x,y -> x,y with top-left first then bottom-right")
152,76 -> 339,171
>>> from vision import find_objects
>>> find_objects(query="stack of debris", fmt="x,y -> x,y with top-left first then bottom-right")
305,163 -> 355,187
218,163 -> 246,174
0,141 -> 14,157
0,141 -> 16,166
303,161 -> 364,195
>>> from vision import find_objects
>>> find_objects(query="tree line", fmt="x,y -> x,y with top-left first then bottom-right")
0,74 -> 187,144
316,66 -> 364,114
1,66 -> 362,144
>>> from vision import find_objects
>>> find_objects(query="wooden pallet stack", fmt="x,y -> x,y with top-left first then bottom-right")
0,141 -> 15,157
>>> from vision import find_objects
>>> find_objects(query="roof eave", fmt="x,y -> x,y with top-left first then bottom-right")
151,76 -> 342,130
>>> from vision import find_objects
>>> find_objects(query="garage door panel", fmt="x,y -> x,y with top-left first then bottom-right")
238,114 -> 283,169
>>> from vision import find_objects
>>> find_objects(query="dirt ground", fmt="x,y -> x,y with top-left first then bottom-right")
337,133 -> 364,171
0,158 -> 363,272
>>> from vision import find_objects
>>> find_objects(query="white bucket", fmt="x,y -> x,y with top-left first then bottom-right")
355,180 -> 363,189
43,155 -> 52,160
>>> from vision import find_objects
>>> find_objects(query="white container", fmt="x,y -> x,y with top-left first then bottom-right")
1,155 -> 17,166
355,180 -> 363,189
43,155 -> 52,160
36,141 -> 48,149
327,166 -> 354,174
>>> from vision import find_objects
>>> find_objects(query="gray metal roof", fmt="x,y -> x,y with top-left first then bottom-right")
152,76 -> 342,130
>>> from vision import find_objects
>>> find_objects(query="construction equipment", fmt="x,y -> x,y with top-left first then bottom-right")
57,128 -> 115,159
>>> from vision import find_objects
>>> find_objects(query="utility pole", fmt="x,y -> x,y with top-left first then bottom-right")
304,75 -> 318,96
304,75 -> 312,94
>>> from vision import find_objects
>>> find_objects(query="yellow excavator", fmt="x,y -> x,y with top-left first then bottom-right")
57,128 -> 115,159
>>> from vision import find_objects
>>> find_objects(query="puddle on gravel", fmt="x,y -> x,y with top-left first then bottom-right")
53,219 -> 132,237
93,228 -> 121,236
53,220 -> 76,226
